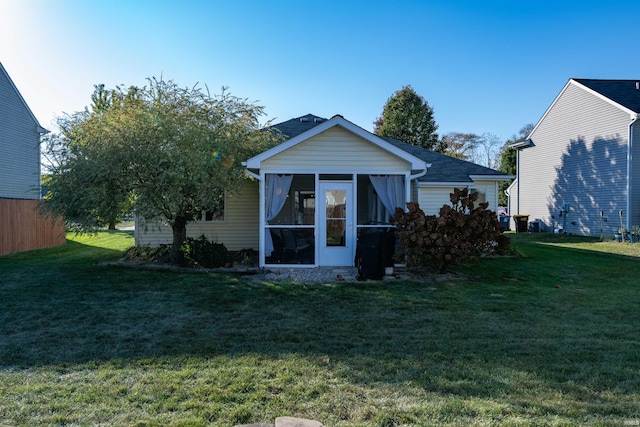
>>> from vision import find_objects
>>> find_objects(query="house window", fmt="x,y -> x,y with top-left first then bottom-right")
469,188 -> 487,206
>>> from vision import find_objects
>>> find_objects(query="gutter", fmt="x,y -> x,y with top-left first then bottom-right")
241,161 -> 261,181
627,114 -> 639,230
409,163 -> 431,181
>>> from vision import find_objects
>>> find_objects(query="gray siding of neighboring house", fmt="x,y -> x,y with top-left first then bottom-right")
631,122 -> 640,228
521,82 -> 631,236
0,66 -> 42,199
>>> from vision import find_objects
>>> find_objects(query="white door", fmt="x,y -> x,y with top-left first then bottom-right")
318,181 -> 354,266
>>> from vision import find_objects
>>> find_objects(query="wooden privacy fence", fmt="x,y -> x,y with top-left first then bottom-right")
0,199 -> 66,256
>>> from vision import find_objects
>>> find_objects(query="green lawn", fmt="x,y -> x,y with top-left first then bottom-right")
1,231 -> 639,426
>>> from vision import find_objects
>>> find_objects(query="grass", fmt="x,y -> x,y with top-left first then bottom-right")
1,231 -> 639,426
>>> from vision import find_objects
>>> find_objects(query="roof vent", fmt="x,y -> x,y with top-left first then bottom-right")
313,118 -> 325,123
299,117 -> 309,122
636,82 -> 639,90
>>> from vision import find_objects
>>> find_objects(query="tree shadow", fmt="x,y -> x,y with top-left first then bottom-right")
547,136 -> 628,235
1,240 -> 639,421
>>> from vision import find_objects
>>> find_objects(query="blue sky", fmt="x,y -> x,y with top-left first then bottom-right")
2,0 -> 639,142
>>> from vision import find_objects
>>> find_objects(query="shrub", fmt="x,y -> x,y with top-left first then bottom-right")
124,244 -> 172,263
182,234 -> 229,268
393,188 -> 510,273
229,248 -> 258,266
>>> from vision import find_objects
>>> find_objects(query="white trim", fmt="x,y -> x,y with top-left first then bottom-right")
259,171 -> 266,267
259,168 -> 411,175
318,180 -> 355,266
245,115 -> 427,170
469,174 -> 515,181
509,139 -> 534,150
417,181 -> 474,187
571,79 -> 637,117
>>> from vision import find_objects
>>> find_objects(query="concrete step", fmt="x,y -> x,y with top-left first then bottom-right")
275,417 -> 324,427
235,417 -> 324,427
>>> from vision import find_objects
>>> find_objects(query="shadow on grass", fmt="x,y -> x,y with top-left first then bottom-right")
1,233 -> 639,421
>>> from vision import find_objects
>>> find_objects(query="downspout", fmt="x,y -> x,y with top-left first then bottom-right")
409,164 -> 431,181
407,164 -> 431,210
627,114 -> 639,231
516,149 -> 521,215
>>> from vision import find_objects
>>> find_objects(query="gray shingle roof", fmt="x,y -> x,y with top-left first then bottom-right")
268,114 -> 509,183
573,79 -> 640,113
269,114 -> 328,139
380,137 -> 508,183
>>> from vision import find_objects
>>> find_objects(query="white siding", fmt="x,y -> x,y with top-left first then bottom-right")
417,187 -> 455,216
417,181 -> 499,216
473,180 -> 499,211
261,127 -> 410,172
520,82 -> 631,236
136,180 -> 260,251
506,179 -> 518,217
0,66 -> 41,199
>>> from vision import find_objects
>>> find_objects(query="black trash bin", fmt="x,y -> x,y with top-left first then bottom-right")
513,215 -> 529,233
499,215 -> 511,231
355,229 -> 396,280
529,221 -> 540,233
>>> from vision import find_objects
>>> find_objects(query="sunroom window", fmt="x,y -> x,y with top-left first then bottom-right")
265,174 -> 315,264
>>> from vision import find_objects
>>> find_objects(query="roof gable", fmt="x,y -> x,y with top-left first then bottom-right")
0,62 -> 47,133
526,78 -> 640,141
572,79 -> 640,114
246,115 -> 427,170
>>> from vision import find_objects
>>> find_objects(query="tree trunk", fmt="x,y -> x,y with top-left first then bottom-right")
108,220 -> 116,230
170,216 -> 188,266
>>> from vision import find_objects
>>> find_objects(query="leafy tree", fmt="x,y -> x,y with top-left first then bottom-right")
129,79 -> 280,264
41,78 -> 281,264
439,132 -> 503,168
374,85 -> 440,150
42,85 -> 138,230
497,124 -> 534,206
439,132 -> 481,160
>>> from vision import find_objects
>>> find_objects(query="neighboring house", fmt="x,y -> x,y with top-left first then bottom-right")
136,114 -> 512,267
512,79 -> 640,236
0,62 -> 65,256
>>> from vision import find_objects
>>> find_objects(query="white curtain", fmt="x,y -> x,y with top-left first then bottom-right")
265,174 -> 293,256
369,175 -> 405,222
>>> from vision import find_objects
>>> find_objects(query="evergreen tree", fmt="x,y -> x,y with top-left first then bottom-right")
374,85 -> 439,150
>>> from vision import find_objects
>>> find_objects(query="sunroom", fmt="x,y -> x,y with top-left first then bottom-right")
244,115 -> 429,268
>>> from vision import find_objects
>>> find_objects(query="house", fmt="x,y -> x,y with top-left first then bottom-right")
0,62 -> 65,256
136,114 -> 512,267
512,79 -> 640,236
